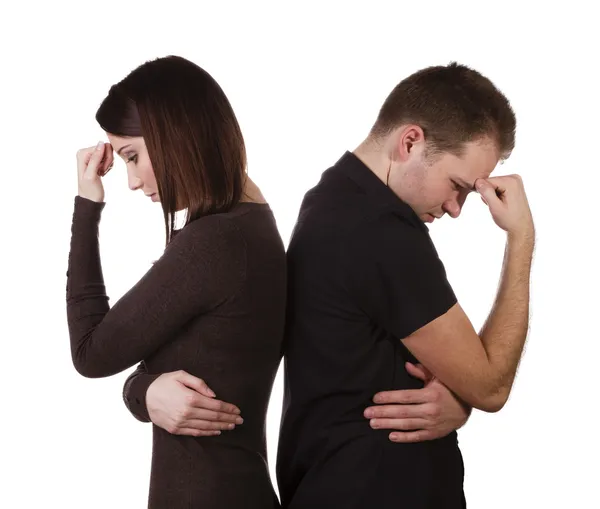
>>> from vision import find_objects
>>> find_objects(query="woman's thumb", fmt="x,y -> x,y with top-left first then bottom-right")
177,371 -> 216,397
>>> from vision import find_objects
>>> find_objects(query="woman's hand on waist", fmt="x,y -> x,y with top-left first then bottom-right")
147,370 -> 244,436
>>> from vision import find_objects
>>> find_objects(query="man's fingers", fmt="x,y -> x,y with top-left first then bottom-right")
373,388 -> 432,405
370,418 -> 429,430
475,178 -> 502,208
364,404 -> 424,419
389,430 -> 441,443
405,362 -> 431,382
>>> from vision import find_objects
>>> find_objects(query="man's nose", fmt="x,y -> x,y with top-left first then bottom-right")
442,200 -> 462,218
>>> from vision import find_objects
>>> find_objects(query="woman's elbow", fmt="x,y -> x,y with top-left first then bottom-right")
72,355 -> 112,378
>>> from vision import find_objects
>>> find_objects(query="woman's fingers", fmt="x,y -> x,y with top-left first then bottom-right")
84,141 -> 105,178
76,142 -> 106,202
98,143 -> 114,176
188,391 -> 241,416
174,428 -> 222,437
184,407 -> 244,424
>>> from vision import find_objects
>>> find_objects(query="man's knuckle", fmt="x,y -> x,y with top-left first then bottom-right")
424,406 -> 437,419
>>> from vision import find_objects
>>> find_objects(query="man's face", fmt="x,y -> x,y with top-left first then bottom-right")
391,136 -> 500,223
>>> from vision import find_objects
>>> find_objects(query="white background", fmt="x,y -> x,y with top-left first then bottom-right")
2,1 -> 599,507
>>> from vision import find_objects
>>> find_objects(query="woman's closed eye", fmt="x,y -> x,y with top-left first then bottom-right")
126,154 -> 138,164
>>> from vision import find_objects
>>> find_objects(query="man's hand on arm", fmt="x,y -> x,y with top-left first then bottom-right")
364,362 -> 471,443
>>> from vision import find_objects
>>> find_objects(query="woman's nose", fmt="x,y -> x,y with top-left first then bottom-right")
127,169 -> 142,191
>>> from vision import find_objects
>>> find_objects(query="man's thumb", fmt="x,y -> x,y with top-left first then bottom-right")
405,362 -> 431,382
475,179 -> 499,207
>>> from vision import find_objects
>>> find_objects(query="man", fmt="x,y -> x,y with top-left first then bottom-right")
275,62 -> 534,509
122,62 -> 533,508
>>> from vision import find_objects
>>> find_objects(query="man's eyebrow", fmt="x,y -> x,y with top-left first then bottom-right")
116,144 -> 132,155
457,178 -> 476,191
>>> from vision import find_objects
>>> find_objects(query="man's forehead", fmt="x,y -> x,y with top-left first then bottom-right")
463,141 -> 499,176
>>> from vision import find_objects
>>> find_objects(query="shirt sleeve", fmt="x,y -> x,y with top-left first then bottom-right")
342,212 -> 457,340
65,195 -> 246,378
122,362 -> 161,423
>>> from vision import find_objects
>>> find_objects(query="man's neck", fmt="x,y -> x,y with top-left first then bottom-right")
353,139 -> 393,186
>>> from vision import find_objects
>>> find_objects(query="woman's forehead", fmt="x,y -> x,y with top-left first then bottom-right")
106,133 -> 144,152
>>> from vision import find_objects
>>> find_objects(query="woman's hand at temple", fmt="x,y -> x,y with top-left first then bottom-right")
76,141 -> 113,203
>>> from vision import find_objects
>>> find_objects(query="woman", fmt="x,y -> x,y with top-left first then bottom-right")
66,55 -> 286,508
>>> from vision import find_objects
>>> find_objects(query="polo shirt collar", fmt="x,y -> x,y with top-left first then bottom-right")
334,151 -> 429,232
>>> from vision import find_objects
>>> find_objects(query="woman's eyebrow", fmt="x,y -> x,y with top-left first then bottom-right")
116,144 -> 133,155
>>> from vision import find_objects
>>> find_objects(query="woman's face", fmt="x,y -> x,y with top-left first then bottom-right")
106,134 -> 160,202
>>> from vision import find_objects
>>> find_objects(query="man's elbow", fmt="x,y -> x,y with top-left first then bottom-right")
473,387 -> 510,413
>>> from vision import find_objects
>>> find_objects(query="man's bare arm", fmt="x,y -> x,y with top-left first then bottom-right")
403,175 -> 534,412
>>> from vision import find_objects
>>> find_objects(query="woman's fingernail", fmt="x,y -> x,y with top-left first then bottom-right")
236,417 -> 244,425
96,141 -> 104,150
208,389 -> 216,397
364,409 -> 373,418
370,419 -> 378,428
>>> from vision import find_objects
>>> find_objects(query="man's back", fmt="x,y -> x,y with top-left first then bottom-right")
276,152 -> 465,509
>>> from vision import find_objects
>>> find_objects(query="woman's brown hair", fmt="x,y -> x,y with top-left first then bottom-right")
95,55 -> 247,245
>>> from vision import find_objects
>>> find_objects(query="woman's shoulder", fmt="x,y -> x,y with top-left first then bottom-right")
174,212 -> 244,247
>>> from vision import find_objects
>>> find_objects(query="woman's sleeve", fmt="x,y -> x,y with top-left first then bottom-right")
65,196 -> 246,378
122,362 -> 160,423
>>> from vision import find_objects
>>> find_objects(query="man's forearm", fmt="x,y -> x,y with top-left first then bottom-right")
479,233 -> 534,409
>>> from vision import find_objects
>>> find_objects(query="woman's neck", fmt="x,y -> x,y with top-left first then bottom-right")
240,175 -> 267,204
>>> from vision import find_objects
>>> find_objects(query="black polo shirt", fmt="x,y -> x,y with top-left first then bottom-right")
276,152 -> 465,509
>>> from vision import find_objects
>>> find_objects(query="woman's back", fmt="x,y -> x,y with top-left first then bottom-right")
126,202 -> 286,508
